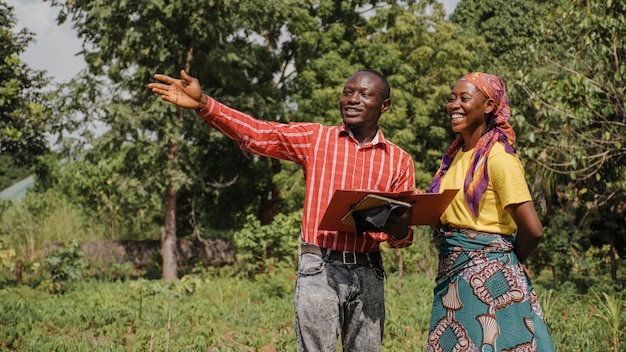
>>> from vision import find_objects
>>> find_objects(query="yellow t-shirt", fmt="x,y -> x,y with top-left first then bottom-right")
439,142 -> 532,235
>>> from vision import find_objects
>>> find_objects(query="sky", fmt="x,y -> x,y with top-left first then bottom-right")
8,0 -> 85,84
8,0 -> 460,84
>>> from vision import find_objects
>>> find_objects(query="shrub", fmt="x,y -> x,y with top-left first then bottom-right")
42,241 -> 88,294
233,212 -> 301,277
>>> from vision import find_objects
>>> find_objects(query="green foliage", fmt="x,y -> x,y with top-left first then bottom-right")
591,290 -> 626,352
43,241 -> 88,294
0,188 -> 108,261
1,274 -> 298,351
531,279 -> 626,352
381,225 -> 439,278
519,0 -> 626,286
0,269 -> 621,351
529,184 -> 626,292
0,237 -> 16,272
520,2 -> 626,182
0,2 -> 52,167
451,0 -> 558,70
45,0 -> 293,252
39,148 -> 163,240
0,154 -> 30,191
233,212 -> 301,276
92,262 -> 136,282
534,206 -> 575,285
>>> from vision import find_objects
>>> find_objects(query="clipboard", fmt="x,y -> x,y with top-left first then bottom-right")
319,189 -> 459,232
340,194 -> 412,227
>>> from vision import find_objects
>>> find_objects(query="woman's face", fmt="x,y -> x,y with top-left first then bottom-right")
446,80 -> 490,136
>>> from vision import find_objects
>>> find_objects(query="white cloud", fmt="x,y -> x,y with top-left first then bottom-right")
7,0 -> 85,83
441,0 -> 460,15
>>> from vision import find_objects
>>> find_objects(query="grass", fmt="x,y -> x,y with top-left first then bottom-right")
1,266 -> 623,351
1,196 -> 623,351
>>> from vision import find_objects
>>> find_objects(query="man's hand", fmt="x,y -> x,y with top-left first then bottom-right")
148,70 -> 207,110
382,206 -> 413,239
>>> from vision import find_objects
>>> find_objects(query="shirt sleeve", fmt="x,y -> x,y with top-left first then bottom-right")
196,95 -> 313,164
488,149 -> 532,209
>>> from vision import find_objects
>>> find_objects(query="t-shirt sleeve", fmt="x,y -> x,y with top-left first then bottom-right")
488,149 -> 532,209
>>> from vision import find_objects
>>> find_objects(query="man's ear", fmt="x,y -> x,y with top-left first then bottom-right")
380,98 -> 391,113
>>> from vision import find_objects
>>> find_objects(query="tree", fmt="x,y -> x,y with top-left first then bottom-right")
450,0 -> 559,70
522,1 -> 625,185
451,0 -> 625,286
275,0 -> 488,282
284,0 -> 487,187
47,0 -> 293,280
0,2 -> 51,177
520,0 -> 626,284
46,0 -> 490,281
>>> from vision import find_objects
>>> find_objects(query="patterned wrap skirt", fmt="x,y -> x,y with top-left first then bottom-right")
426,227 -> 554,352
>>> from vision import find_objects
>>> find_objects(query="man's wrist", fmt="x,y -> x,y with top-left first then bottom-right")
196,94 -> 208,111
390,228 -> 409,240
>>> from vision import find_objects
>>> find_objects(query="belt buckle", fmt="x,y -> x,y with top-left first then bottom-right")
343,251 -> 357,265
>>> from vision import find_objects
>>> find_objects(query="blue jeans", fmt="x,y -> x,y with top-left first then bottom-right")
294,252 -> 386,352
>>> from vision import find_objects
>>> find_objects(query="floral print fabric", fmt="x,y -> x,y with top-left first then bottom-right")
427,227 -> 554,352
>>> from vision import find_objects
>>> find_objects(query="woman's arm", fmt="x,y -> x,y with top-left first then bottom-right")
507,201 -> 543,263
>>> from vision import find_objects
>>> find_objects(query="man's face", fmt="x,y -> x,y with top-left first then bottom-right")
339,72 -> 390,130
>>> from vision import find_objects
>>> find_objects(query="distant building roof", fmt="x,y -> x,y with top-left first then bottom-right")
0,175 -> 35,201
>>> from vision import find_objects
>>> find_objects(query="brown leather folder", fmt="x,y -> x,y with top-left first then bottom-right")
319,189 -> 459,232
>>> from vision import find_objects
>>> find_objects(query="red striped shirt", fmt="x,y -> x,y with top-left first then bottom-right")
197,96 -> 415,253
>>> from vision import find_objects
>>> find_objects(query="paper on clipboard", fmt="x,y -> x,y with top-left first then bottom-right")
319,189 -> 459,232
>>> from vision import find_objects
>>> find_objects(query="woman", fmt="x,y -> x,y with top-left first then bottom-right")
426,73 -> 554,351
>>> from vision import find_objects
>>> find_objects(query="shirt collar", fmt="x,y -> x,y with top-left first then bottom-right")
340,123 -> 385,146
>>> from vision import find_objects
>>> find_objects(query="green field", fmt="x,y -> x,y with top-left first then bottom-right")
1,266 -> 623,351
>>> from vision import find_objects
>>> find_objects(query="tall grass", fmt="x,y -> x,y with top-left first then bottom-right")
0,266 -> 621,351
0,191 -> 109,260
591,290 -> 625,352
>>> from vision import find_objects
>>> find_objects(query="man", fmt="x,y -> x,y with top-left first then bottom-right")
148,69 -> 416,351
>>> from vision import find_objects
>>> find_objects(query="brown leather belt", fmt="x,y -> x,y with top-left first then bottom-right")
299,243 -> 382,267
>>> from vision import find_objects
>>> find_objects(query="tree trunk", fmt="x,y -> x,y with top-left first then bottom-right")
610,240 -> 617,282
161,180 -> 178,280
161,43 -> 195,280
162,106 -> 183,281
15,260 -> 22,284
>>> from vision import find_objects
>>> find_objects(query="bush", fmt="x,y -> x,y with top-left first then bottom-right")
41,241 -> 88,294
233,212 -> 301,277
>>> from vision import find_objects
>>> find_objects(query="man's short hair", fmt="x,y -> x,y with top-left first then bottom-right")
358,69 -> 391,100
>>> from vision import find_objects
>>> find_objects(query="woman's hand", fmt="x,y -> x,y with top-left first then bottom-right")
508,201 -> 543,263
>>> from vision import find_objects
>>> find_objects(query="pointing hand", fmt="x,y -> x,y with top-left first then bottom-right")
148,70 -> 207,110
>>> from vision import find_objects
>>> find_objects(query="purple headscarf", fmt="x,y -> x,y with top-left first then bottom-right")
429,72 -> 517,217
